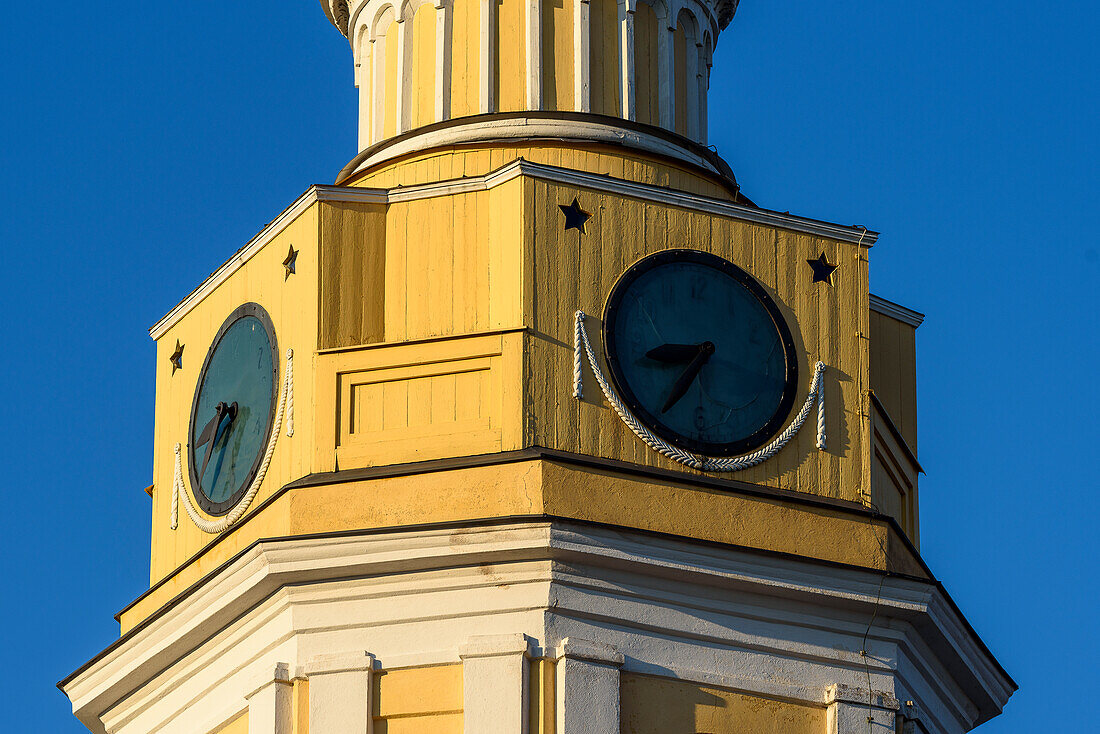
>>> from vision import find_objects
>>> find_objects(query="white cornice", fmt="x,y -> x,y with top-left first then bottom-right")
150,159 -> 879,340
60,520 -> 1012,734
870,294 -> 925,328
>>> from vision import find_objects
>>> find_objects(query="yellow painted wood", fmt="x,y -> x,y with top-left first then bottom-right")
149,204 -> 320,586
589,0 -> 621,117
542,0 -> 574,111
494,0 -> 526,111
633,2 -> 660,127
523,176 -> 870,503
529,658 -> 556,734
211,712 -> 248,734
317,331 -> 523,468
410,4 -> 438,129
142,145 -> 899,637
319,201 -> 387,349
620,673 -> 825,734
122,454 -> 922,632
294,679 -> 309,734
450,0 -> 480,117
374,665 -> 463,721
870,309 -> 918,450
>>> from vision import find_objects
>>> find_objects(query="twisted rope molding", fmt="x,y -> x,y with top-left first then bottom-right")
171,348 -> 294,534
573,311 -> 826,472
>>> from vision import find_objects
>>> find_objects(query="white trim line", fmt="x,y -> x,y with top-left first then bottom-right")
149,159 -> 879,340
870,294 -> 925,328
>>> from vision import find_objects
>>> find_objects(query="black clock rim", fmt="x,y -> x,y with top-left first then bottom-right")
602,249 -> 799,457
187,302 -> 279,517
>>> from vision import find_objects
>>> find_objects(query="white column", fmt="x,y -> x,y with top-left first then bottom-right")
526,0 -> 543,108
657,19 -> 674,128
304,651 -> 376,734
684,37 -> 699,140
460,634 -> 532,734
479,0 -> 495,112
825,684 -> 898,734
574,0 -> 591,111
395,17 -> 410,133
369,37 -> 384,144
554,638 -> 623,734
696,42 -> 707,143
619,0 -> 636,120
246,663 -> 293,734
436,1 -> 452,121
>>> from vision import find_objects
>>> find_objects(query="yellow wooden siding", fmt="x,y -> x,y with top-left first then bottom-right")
319,201 -> 387,349
869,309 -> 918,450
348,144 -> 734,200
314,331 -> 524,470
524,176 -> 870,502
589,0 -> 621,117
410,4 -> 438,130
449,0 -> 480,117
149,205 -> 321,586
495,0 -> 526,111
871,402 -> 920,547
673,23 -> 687,136
633,2 -> 660,126
376,183 -> 523,345
211,712 -> 247,734
384,17 -> 400,137
620,673 -> 825,734
542,0 -> 574,111
374,665 -> 463,734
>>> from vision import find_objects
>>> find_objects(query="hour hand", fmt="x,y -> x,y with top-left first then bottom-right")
646,343 -> 706,362
661,342 -> 715,413
196,402 -> 237,482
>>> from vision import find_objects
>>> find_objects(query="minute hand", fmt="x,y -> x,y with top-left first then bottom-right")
660,342 -> 714,413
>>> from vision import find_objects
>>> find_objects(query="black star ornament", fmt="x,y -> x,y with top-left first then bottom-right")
169,340 -> 184,374
283,244 -> 299,280
559,198 -> 592,234
806,252 -> 838,285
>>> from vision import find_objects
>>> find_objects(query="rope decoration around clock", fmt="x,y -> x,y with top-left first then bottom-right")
573,311 -> 826,472
170,348 -> 294,534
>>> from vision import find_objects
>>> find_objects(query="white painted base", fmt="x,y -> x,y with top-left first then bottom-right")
61,520 -> 1013,734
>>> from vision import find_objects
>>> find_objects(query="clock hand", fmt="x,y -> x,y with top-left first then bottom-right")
661,342 -> 715,413
646,343 -> 707,363
196,402 -> 238,483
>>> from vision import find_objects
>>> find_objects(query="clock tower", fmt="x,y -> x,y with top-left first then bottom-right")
61,0 -> 1014,732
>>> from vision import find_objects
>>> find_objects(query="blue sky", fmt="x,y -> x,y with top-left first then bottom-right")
1,0 -> 1095,730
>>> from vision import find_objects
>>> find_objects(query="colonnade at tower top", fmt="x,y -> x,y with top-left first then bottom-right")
321,0 -> 738,154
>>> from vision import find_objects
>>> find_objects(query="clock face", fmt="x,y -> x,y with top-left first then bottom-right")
188,303 -> 278,515
603,250 -> 798,456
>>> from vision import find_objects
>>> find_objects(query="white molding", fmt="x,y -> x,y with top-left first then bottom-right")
148,157 -> 879,341
61,522 -> 1011,734
341,115 -> 723,176
620,5 -> 636,121
870,294 -> 925,328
